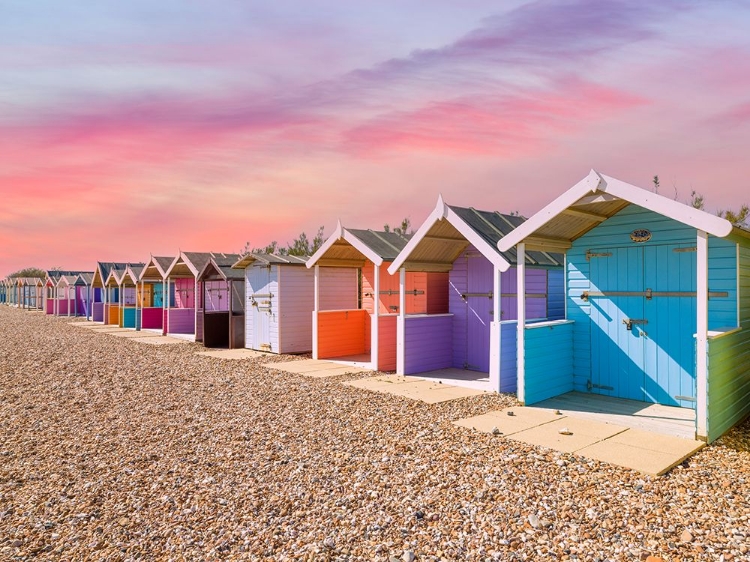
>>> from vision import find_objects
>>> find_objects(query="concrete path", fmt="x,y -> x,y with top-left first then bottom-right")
345,374 -> 487,403
108,331 -> 158,338
454,406 -> 704,476
197,348 -> 270,360
264,359 -> 370,378
131,336 -> 190,345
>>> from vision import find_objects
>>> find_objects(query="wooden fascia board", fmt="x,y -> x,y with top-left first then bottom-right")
313,258 -> 365,268
599,174 -> 733,238
307,221 -> 344,268
401,261 -> 454,273
498,169 -> 603,252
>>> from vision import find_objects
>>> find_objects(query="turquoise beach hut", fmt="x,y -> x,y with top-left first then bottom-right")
498,170 -> 750,442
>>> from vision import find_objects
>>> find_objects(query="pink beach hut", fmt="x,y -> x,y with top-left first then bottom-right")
137,256 -> 174,333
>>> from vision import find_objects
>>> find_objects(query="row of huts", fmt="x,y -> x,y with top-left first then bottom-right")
2,170 -> 749,442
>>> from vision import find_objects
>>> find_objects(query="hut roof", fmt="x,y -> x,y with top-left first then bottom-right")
232,253 -> 308,269
307,221 -> 411,268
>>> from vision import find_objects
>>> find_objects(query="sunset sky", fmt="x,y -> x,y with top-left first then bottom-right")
2,1 -> 750,274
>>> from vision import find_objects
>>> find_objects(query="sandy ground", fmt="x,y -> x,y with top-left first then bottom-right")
0,306 -> 748,560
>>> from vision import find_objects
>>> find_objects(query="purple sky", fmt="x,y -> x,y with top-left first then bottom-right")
2,1 -> 750,273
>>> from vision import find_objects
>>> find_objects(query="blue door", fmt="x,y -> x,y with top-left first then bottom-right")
588,244 -> 695,408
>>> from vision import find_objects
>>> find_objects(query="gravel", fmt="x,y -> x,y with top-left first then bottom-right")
0,306 -> 748,560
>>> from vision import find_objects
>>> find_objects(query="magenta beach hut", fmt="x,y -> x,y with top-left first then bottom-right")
197,254 -> 245,349
387,196 -> 564,392
164,252 -> 234,340
137,256 -> 174,333
55,275 -> 79,316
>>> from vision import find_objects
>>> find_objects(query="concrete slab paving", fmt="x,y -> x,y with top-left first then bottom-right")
94,327 -> 132,333
197,348 -> 270,360
453,406 -> 704,476
264,359 -> 370,378
577,429 -> 705,476
509,417 -> 629,454
109,331 -> 156,338
454,407 -> 564,435
68,321 -> 96,326
344,374 -> 485,403
131,336 -> 190,345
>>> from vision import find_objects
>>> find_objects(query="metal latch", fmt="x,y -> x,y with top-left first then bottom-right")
622,318 -> 648,331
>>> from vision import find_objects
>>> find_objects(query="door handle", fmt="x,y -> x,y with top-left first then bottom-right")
622,318 -> 648,331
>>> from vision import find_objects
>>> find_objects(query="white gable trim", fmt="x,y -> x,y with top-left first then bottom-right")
387,195 -> 512,275
498,170 -> 733,252
497,170 -> 603,252
306,220 -> 383,267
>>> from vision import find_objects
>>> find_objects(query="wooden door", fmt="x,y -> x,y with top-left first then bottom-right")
465,255 -> 493,372
250,266 -> 272,351
588,244 -> 696,407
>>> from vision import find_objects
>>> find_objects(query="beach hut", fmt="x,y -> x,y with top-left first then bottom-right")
91,263 -> 129,323
55,275 -> 80,316
164,252 -> 234,340
497,170 -> 750,442
306,222 -> 449,371
120,265 -> 145,328
137,256 -> 174,333
387,196 -> 564,392
0,278 -> 6,304
77,272 -> 95,319
231,253 -> 339,354
195,254 -> 245,349
103,267 -> 126,325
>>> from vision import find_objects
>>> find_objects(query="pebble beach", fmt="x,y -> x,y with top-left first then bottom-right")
0,306 -> 748,561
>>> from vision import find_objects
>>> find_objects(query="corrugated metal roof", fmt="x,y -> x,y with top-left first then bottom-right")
346,229 -> 411,260
232,252 -> 309,269
198,254 -> 245,281
447,205 -> 563,266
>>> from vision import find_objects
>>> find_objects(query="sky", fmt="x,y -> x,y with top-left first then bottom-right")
2,0 -> 750,274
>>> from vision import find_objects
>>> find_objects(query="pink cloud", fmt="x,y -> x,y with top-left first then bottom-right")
343,80 -> 647,157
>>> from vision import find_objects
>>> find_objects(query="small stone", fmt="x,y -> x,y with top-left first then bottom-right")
414,510 -> 424,520
323,536 -> 335,549
491,427 -> 501,435
645,556 -> 663,562
402,550 -> 416,562
10,540 -> 22,548
118,517 -> 129,526
558,428 -> 573,435
680,530 -> 693,543
507,411 -> 515,417
528,514 -> 540,529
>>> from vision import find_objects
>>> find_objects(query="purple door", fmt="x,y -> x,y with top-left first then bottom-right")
466,254 -> 493,372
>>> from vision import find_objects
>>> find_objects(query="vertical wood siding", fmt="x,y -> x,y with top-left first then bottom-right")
58,299 -> 69,316
524,322 -> 575,404
426,272 -> 450,314
203,280 -> 229,312
499,322 -> 518,393
403,315 -> 453,374
277,266 -> 314,354
706,242 -> 750,441
93,302 -> 103,322
122,307 -> 137,328
174,278 -> 195,308
377,315 -> 398,371
108,305 -> 120,325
